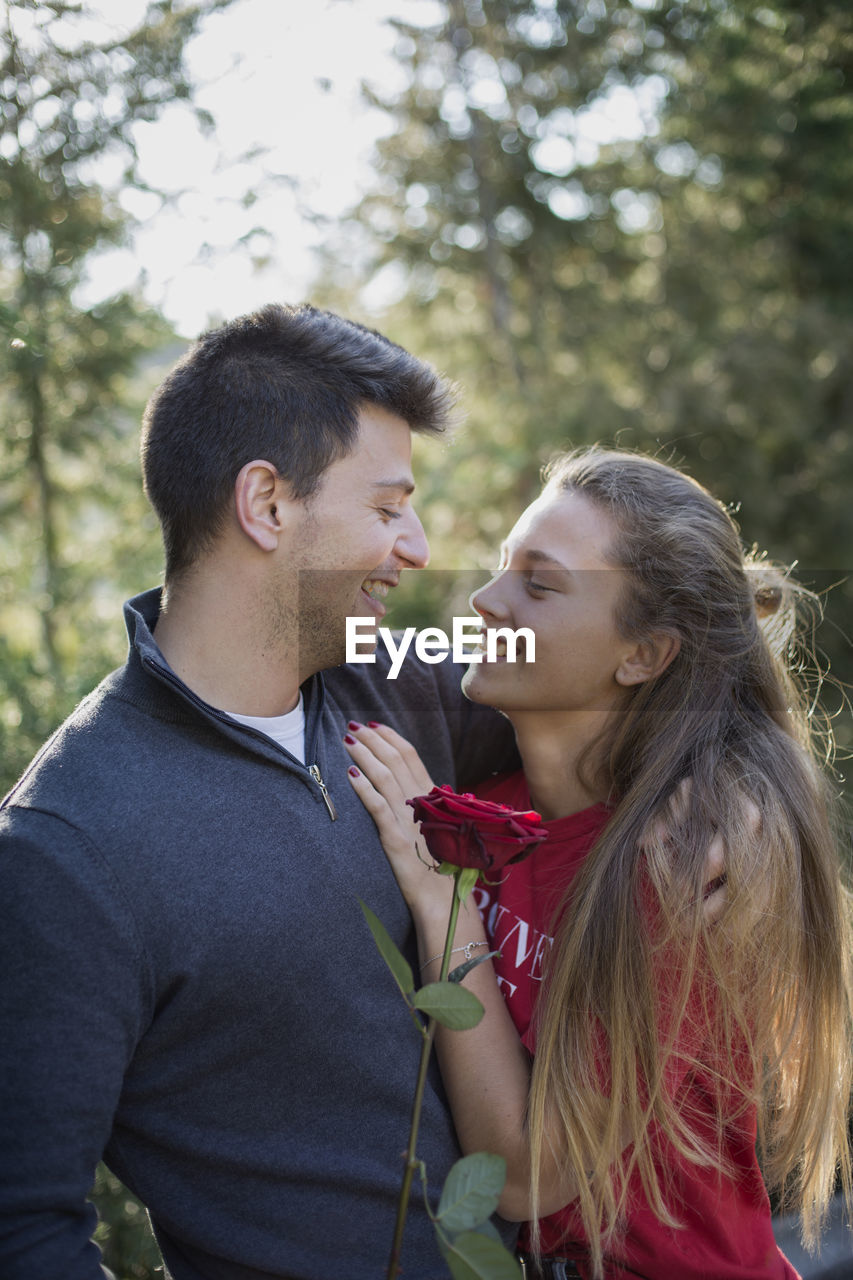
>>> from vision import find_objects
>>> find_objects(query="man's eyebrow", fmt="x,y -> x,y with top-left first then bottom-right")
373,478 -> 415,496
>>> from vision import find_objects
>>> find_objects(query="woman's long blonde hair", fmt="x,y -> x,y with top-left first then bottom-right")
526,447 -> 852,1276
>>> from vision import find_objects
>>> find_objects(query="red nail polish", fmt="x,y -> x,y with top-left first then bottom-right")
367,721 -> 380,728
343,733 -> 355,745
348,765 -> 360,777
348,720 -> 361,731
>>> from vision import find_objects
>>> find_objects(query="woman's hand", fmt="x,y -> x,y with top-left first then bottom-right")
343,721 -> 453,920
344,722 -> 583,1220
646,779 -> 762,926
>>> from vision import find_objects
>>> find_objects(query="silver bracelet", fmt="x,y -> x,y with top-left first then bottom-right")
421,940 -> 488,971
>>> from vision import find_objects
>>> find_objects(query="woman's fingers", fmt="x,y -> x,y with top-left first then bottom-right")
344,732 -> 407,808
348,722 -> 433,790
701,830 -> 728,924
368,722 -> 435,793
345,761 -> 409,853
343,721 -> 435,801
343,724 -> 427,862
345,744 -> 451,910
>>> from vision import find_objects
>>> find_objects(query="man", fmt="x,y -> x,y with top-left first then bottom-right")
0,305 -> 517,1278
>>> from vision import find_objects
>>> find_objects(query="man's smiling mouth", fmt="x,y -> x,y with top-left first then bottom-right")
361,578 -> 391,601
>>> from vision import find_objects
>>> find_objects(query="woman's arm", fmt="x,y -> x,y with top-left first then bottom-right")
343,721 -> 580,1220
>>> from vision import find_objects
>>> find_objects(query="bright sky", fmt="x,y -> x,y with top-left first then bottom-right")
77,0 -> 442,336
75,0 -> 662,338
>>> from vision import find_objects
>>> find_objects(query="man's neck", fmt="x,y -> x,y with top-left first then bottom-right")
154,574 -> 302,717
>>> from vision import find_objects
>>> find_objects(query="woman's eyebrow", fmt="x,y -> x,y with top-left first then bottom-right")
372,478 -> 415,496
524,548 -> 570,571
499,542 -> 572,575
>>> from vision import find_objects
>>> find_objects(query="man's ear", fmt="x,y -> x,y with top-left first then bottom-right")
615,632 -> 681,687
234,460 -> 293,552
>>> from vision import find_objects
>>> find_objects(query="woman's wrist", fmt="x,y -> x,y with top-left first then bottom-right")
412,897 -> 477,939
419,938 -> 490,978
408,880 -> 455,930
413,894 -> 488,973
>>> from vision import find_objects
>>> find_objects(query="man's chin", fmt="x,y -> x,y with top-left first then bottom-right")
296,623 -> 354,677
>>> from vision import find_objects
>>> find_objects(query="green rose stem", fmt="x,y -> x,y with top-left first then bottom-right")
362,789 -> 542,1277
386,864 -> 471,1280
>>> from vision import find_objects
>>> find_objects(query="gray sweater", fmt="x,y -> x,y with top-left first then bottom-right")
0,589 -> 519,1279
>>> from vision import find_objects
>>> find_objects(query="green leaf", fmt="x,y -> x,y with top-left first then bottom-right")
449,950 -> 500,984
358,900 -> 414,999
470,1219 -> 503,1245
437,1153 -> 507,1234
412,981 -> 484,1030
437,1228 -> 523,1280
437,861 -> 458,877
456,866 -> 480,901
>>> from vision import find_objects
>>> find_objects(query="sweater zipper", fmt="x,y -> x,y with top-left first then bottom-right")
142,656 -> 337,820
308,763 -> 337,821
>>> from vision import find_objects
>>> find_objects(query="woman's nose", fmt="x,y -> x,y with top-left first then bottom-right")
469,573 -> 510,621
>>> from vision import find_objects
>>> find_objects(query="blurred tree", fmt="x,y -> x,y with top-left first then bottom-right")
92,1165 -> 164,1280
0,1 -> 234,1272
318,0 -> 852,757
0,0 -> 234,785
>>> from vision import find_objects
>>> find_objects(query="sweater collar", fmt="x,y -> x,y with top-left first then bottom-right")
122,587 -> 327,760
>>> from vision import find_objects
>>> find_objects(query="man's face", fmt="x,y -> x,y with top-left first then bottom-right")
282,403 -> 430,678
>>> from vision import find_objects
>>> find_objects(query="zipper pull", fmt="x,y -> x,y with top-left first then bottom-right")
309,763 -> 337,821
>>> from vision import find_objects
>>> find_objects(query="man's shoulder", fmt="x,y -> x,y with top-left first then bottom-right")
2,662 -> 148,818
322,646 -> 517,788
324,643 -> 468,717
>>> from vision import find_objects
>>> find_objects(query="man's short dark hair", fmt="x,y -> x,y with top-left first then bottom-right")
140,303 -> 455,581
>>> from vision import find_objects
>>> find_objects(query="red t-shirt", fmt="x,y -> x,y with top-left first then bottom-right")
473,771 -> 799,1280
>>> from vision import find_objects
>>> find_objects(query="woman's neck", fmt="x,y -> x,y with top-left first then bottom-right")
509,710 -> 612,821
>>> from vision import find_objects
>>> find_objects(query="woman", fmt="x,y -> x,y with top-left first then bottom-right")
343,447 -> 852,1279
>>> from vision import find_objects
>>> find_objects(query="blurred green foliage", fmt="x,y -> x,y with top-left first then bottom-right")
1,1 -> 230,1273
0,0 -> 230,781
2,0 -> 851,1273
91,1167 -> 164,1280
318,0 -> 853,760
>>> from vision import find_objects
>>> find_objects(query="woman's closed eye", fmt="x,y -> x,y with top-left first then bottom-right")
526,576 -> 556,594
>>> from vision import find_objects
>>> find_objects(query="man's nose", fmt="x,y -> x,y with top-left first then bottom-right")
395,506 -> 429,568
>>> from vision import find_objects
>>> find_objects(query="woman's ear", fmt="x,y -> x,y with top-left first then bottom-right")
615,632 -> 681,687
234,460 -> 291,552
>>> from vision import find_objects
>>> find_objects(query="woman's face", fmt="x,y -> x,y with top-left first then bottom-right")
462,486 -> 637,719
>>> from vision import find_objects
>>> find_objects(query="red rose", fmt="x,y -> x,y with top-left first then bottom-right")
407,784 -> 545,874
